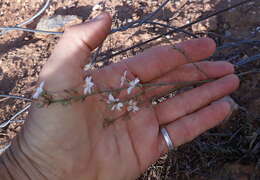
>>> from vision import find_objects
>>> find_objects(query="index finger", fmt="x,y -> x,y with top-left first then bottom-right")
123,38 -> 216,82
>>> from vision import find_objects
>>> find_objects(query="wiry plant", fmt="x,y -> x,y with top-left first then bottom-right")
32,66 -> 214,127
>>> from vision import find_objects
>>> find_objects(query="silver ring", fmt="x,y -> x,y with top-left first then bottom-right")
160,127 -> 174,151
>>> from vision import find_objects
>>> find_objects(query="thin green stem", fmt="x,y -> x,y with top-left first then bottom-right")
46,79 -> 213,105
37,69 -> 260,106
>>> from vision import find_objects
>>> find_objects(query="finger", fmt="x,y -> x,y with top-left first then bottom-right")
159,97 -> 235,154
52,12 -> 112,67
145,61 -> 235,98
40,13 -> 112,91
155,74 -> 240,125
89,38 -> 215,91
123,38 -> 216,82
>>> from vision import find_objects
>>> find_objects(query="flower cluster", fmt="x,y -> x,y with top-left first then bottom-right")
34,71 -> 141,114
105,71 -> 141,112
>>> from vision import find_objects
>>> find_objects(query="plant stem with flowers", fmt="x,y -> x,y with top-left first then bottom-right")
32,71 -> 213,127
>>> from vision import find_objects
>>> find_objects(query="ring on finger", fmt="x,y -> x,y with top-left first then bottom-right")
160,127 -> 175,151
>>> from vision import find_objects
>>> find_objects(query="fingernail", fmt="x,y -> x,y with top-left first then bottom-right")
214,96 -> 239,122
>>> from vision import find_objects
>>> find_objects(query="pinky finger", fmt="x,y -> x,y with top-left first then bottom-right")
159,97 -> 235,154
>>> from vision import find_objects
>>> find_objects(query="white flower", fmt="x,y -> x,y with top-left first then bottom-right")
107,93 -> 124,111
84,76 -> 94,95
107,93 -> 119,103
127,78 -> 140,94
112,102 -> 124,111
32,81 -> 45,99
120,71 -> 128,87
127,100 -> 140,112
84,63 -> 94,71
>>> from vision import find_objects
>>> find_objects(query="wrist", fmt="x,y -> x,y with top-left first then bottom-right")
0,155 -> 13,180
0,136 -> 50,180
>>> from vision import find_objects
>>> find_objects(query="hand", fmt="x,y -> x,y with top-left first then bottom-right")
1,13 -> 239,180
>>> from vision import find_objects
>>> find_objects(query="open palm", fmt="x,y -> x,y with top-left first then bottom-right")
6,13 -> 239,180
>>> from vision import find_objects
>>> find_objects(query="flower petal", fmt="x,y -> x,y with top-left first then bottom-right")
120,71 -> 128,87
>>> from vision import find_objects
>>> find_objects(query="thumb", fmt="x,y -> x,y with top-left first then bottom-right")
52,12 -> 112,67
40,13 -> 112,91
